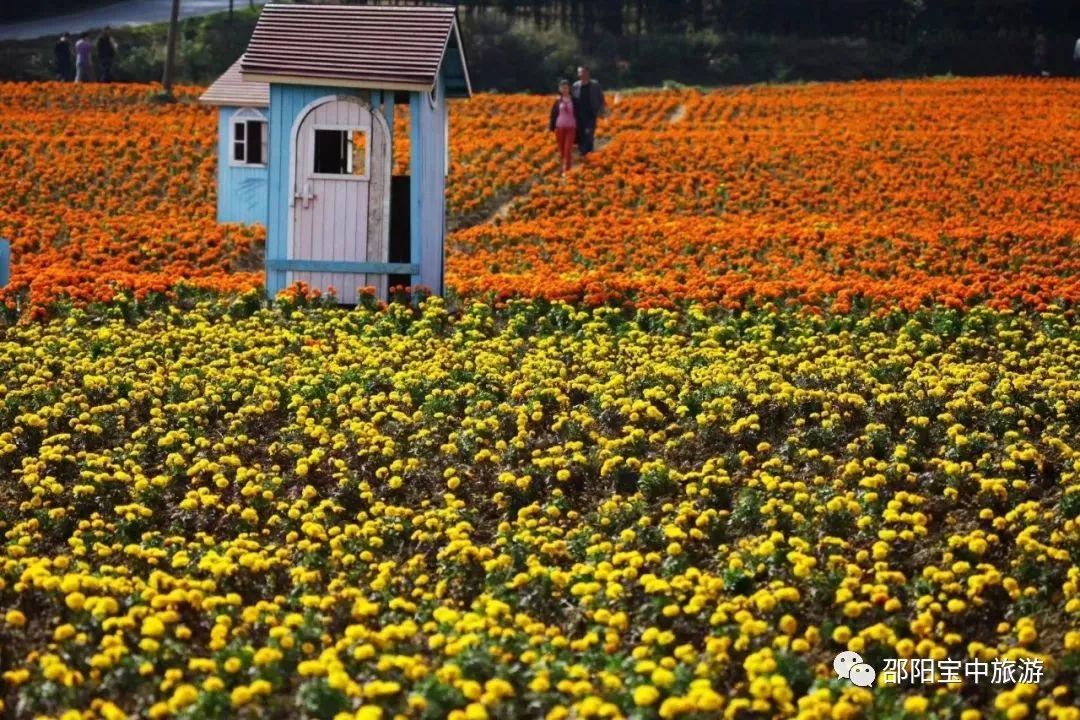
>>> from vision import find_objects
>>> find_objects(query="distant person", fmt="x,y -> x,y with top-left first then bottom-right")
572,65 -> 606,156
97,27 -> 117,82
54,33 -> 73,81
74,33 -> 93,82
549,79 -> 577,174
1032,33 -> 1048,77
1074,35 -> 1080,76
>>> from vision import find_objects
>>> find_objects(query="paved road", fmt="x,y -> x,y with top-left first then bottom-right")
0,0 -> 268,41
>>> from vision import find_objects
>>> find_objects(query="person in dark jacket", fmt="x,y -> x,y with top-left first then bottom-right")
1032,33 -> 1048,77
571,66 -> 607,156
549,80 -> 577,173
54,33 -> 73,81
97,27 -> 117,83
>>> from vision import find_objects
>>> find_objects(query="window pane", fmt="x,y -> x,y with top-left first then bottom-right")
233,141 -> 245,162
314,129 -> 348,174
246,120 -> 263,165
234,121 -> 245,141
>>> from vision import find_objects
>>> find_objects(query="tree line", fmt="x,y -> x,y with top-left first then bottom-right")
7,1 -> 1079,39
452,0 -> 1077,42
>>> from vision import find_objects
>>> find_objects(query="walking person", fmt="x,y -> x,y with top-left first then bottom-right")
74,33 -> 93,82
549,80 -> 577,174
54,33 -> 73,81
97,27 -> 118,83
1073,35 -> 1080,76
571,66 -> 606,157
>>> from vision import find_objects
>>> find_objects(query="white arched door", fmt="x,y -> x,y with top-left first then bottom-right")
289,96 -> 390,304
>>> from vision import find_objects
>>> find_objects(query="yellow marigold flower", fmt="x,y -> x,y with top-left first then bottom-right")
1006,705 -> 1029,720
170,684 -> 199,709
53,623 -> 76,641
232,686 -> 253,707
465,703 -> 489,720
99,702 -> 126,720
485,678 -> 514,700
633,685 -> 660,707
253,648 -> 282,666
5,610 -> 26,627
298,660 -> 326,677
141,616 -> 165,638
904,696 -> 929,714
651,667 -> 675,689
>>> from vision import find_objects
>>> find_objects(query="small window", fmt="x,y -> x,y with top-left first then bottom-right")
231,112 -> 267,167
313,128 -> 367,177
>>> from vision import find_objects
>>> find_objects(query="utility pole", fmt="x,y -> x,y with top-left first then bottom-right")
162,0 -> 181,99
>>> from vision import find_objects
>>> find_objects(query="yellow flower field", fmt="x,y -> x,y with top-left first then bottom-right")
1,297 -> 1078,719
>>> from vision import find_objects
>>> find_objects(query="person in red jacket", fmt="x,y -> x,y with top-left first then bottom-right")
549,79 -> 577,174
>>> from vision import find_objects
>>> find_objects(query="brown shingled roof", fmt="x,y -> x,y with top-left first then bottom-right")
240,4 -> 470,95
199,57 -> 270,108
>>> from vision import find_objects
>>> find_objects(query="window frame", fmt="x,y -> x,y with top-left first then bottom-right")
309,124 -> 370,181
229,108 -> 268,168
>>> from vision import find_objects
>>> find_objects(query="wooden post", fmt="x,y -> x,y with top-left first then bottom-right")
162,0 -> 181,98
0,238 -> 9,288
409,92 -> 422,291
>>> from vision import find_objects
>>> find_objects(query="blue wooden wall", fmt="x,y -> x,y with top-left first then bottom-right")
0,238 -> 9,289
216,107 -> 269,226
410,71 -> 448,294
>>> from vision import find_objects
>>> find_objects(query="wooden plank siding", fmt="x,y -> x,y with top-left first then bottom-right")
409,71 -> 448,294
216,107 -> 270,225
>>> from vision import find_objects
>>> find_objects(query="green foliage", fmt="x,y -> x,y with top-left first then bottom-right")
1,6 -> 1075,91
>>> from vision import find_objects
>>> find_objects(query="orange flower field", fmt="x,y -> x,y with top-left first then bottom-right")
0,78 -> 1077,314
448,80 -> 1079,310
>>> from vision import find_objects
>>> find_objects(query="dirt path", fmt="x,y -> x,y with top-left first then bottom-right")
471,135 -> 614,227
667,103 -> 688,124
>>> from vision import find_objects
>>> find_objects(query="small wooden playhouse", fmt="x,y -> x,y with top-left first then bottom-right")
200,3 -> 471,303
